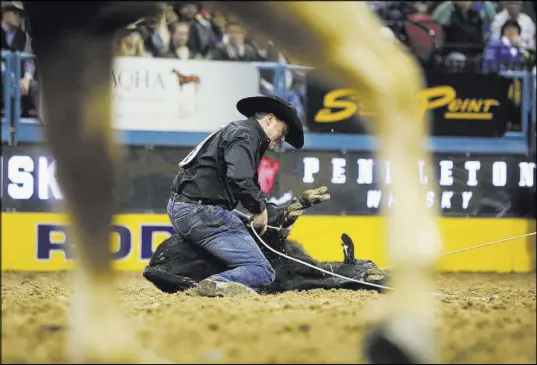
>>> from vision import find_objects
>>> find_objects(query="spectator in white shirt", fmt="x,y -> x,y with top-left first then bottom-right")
491,1 -> 535,49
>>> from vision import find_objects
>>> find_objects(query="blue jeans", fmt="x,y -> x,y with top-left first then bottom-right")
167,196 -> 275,290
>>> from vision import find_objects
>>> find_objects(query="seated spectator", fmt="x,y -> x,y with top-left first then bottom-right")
490,1 -> 535,49
432,1 -> 497,68
113,25 -> 152,57
483,19 -> 534,72
176,2 -> 218,57
470,0 -> 498,38
207,21 -> 263,61
370,1 -> 417,23
368,1 -> 394,17
162,21 -> 203,60
412,1 -> 430,16
137,3 -> 171,57
1,1 -> 39,119
209,10 -> 227,46
165,4 -> 179,24
432,1 -> 497,27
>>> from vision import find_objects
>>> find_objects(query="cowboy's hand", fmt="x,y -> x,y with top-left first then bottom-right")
252,208 -> 268,235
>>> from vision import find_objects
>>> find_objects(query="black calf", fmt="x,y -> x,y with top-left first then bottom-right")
143,230 -> 387,295
144,187 -> 387,295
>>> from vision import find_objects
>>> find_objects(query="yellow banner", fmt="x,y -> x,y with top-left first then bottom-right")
2,212 -> 535,272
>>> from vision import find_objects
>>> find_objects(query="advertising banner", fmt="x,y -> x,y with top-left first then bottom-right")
2,144 -> 534,218
1,212 -> 534,272
112,58 -> 261,132
306,70 -> 518,137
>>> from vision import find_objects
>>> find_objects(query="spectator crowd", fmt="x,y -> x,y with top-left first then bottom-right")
369,1 -> 536,72
103,1 -> 537,73
2,0 -> 536,121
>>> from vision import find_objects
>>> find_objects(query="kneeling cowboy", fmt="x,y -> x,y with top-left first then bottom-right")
168,95 -> 304,297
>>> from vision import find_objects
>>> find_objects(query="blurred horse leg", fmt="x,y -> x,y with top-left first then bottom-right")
37,32 -> 131,364
208,2 -> 442,363
24,2 -> 165,363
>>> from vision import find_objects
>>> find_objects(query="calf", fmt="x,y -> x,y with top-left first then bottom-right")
144,187 -> 388,295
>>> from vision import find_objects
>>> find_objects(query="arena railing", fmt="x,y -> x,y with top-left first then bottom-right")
528,66 -> 537,158
2,50 -> 37,145
1,50 -> 535,155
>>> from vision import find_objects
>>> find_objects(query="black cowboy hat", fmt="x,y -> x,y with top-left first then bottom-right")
236,95 -> 304,149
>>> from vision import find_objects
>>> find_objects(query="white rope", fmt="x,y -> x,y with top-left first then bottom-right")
380,232 -> 537,271
249,222 -> 492,301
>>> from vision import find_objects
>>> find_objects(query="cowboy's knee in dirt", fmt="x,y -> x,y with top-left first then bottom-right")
253,263 -> 276,287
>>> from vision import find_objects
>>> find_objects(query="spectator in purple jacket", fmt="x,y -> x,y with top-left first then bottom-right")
483,19 -> 533,72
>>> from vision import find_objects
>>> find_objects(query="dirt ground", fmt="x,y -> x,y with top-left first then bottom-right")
1,272 -> 535,364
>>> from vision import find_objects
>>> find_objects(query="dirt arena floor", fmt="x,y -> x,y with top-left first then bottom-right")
1,271 -> 535,364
